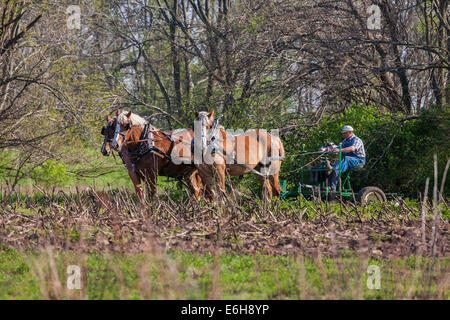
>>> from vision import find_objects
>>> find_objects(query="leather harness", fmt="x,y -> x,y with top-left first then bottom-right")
126,122 -> 175,173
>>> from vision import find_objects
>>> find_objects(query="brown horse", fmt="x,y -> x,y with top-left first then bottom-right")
111,111 -> 203,200
101,113 -> 144,199
101,110 -> 203,203
193,111 -> 284,202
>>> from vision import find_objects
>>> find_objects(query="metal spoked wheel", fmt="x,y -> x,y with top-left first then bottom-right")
357,186 -> 387,206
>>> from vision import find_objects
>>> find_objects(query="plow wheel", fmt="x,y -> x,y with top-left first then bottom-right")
357,186 -> 387,206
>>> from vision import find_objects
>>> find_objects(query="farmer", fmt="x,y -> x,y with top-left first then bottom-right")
326,125 -> 366,191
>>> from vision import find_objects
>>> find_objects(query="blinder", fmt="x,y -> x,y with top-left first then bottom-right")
119,123 -> 131,137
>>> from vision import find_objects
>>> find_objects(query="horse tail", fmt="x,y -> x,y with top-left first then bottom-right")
278,136 -> 285,159
258,133 -> 284,177
269,134 -> 284,163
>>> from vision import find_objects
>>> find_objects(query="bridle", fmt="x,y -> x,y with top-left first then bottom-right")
102,117 -> 130,154
101,120 -> 113,144
101,118 -> 116,154
118,120 -> 176,165
198,113 -> 223,153
111,119 -> 130,150
101,117 -> 132,169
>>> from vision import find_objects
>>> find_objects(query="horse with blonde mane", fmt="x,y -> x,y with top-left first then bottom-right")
101,114 -> 143,198
101,110 -> 203,203
193,111 -> 284,202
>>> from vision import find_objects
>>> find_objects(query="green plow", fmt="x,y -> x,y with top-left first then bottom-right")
280,144 -> 401,205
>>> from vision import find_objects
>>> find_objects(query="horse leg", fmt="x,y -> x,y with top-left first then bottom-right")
127,165 -> 144,205
131,173 -> 144,205
183,170 -> 202,201
212,163 -> 227,203
195,171 -> 204,200
197,166 -> 216,203
144,169 -> 158,202
204,175 -> 216,203
258,175 -> 272,201
119,146 -> 144,204
269,172 -> 282,197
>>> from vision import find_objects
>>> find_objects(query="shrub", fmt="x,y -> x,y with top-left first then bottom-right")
33,160 -> 69,188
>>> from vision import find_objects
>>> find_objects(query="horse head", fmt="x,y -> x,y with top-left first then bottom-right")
123,125 -> 145,153
101,114 -> 118,156
110,109 -> 134,150
194,111 -> 217,152
195,110 -> 215,130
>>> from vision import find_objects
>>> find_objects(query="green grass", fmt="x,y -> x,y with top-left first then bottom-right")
0,145 -> 194,193
0,246 -> 447,300
0,247 -> 41,299
0,147 -> 133,190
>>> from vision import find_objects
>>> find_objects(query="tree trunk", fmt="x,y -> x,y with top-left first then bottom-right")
170,0 -> 182,115
381,1 -> 412,113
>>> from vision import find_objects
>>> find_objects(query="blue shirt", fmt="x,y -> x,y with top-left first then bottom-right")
341,134 -> 365,160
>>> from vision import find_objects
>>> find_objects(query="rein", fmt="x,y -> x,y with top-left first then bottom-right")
125,136 -> 167,144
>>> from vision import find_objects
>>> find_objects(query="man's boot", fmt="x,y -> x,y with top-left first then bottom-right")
328,171 -> 337,192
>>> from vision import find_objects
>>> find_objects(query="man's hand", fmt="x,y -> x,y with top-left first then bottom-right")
327,146 -> 356,153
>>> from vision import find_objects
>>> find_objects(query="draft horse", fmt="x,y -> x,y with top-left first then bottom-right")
101,110 -> 202,203
193,111 -> 284,202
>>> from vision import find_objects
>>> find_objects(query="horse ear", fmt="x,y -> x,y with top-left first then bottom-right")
208,111 -> 214,119
126,111 -> 132,118
106,115 -> 111,121
116,109 -> 121,116
194,111 -> 199,119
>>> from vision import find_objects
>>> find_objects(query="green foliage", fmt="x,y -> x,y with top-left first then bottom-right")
246,15 -> 266,34
32,160 -> 69,188
0,246 -> 447,299
0,246 -> 40,299
1,145 -> 134,190
0,151 -> 16,182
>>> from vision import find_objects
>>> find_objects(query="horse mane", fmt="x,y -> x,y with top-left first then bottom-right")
117,111 -> 147,127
